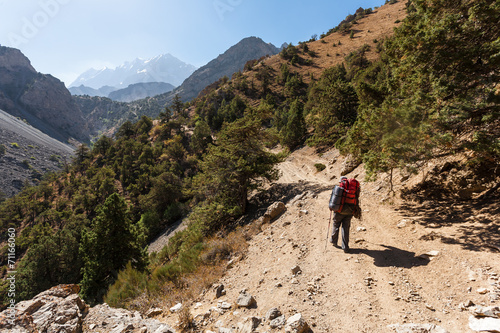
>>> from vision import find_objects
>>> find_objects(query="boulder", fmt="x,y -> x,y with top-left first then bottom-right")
83,303 -> 175,332
265,307 -> 282,321
340,156 -> 361,176
236,293 -> 257,308
264,202 -> 286,221
238,316 -> 261,333
0,284 -> 88,333
285,313 -> 310,333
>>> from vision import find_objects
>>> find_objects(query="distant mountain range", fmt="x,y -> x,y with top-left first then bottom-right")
69,54 -> 195,102
74,36 -> 281,137
69,53 -> 196,92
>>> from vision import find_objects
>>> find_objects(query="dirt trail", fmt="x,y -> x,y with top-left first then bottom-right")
165,146 -> 500,332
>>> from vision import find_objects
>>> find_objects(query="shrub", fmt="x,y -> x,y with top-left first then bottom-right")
10,143 -> 19,149
314,163 -> 326,172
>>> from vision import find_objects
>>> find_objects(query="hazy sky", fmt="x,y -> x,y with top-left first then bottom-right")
0,0 -> 386,86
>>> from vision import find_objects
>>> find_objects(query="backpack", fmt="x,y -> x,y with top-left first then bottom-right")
329,178 -> 360,213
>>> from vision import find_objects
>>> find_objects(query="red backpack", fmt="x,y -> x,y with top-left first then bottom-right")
340,178 -> 360,207
329,178 -> 360,213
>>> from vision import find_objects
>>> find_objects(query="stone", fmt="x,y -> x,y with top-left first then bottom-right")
214,284 -> 226,299
264,202 -> 286,221
285,313 -> 310,333
270,315 -> 286,329
291,265 -> 302,275
265,307 -> 282,321
236,293 -> 257,308
469,315 -> 500,332
218,301 -> 232,310
146,308 -> 163,318
239,316 -> 262,333
169,303 -> 182,313
477,288 -> 489,294
387,323 -> 450,333
472,305 -> 500,318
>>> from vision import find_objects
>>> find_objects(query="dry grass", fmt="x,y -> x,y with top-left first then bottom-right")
126,227 -> 250,315
237,1 -> 407,102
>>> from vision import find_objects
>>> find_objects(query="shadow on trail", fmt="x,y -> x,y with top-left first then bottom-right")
397,189 -> 500,253
350,244 -> 430,269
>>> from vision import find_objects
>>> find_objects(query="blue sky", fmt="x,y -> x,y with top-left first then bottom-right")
0,0 -> 386,86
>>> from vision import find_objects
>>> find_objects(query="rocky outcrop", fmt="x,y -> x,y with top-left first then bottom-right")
83,303 -> 176,333
0,284 -> 176,333
0,46 -> 88,142
0,284 -> 87,333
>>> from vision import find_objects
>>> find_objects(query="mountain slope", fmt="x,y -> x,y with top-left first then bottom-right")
171,36 -> 280,103
0,46 -> 88,143
0,109 -> 74,197
107,82 -> 175,102
69,54 -> 196,89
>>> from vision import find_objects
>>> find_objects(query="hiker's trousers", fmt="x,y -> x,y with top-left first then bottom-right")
331,212 -> 352,251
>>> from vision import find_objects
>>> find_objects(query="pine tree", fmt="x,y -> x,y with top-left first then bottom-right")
79,193 -> 146,304
280,99 -> 306,150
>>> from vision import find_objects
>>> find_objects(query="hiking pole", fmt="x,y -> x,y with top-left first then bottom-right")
325,210 -> 332,251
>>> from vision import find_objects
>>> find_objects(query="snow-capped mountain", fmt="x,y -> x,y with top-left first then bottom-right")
69,54 -> 197,89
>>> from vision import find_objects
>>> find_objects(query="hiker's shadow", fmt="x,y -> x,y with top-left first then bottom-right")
351,245 -> 430,268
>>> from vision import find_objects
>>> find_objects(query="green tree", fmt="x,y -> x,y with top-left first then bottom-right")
79,193 -> 146,303
280,99 -> 307,150
190,120 -> 213,155
17,227 -> 82,301
171,94 -> 184,117
194,116 -> 280,232
305,64 -> 359,148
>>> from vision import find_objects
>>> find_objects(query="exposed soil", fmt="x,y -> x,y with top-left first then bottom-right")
158,145 -> 500,332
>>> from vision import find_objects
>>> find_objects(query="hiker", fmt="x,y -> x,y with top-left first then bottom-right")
329,176 -> 361,253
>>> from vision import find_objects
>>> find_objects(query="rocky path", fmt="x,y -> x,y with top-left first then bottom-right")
174,146 -> 500,332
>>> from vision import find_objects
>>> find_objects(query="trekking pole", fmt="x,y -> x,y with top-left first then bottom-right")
325,210 -> 332,251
